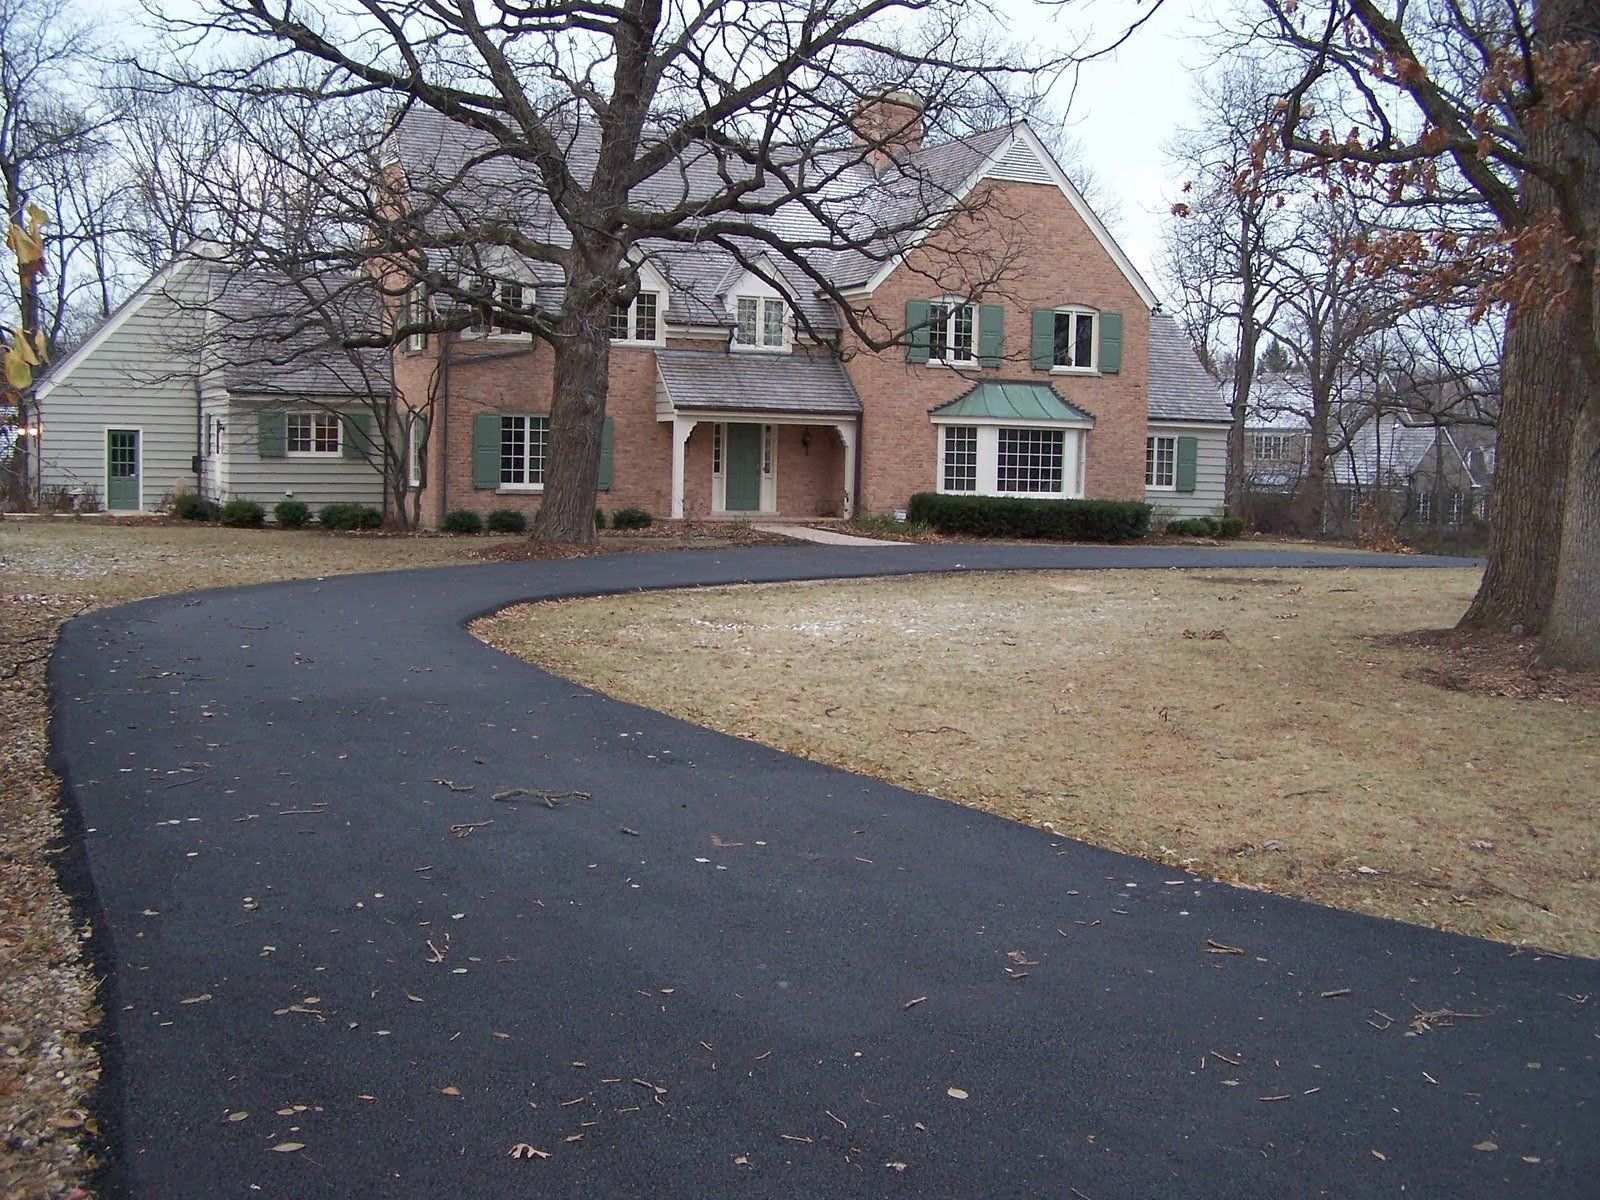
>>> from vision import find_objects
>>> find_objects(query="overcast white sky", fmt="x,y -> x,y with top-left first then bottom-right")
999,0 -> 1232,296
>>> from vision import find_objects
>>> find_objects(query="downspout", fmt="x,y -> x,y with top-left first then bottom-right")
438,333 -> 453,529
853,410 -> 864,518
194,376 -> 205,501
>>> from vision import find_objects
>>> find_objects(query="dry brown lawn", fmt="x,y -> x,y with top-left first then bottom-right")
478,567 -> 1600,958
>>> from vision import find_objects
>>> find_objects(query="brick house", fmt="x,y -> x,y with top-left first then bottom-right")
387,105 -> 1229,529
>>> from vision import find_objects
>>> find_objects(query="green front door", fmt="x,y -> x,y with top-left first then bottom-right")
106,429 -> 140,511
724,423 -> 763,512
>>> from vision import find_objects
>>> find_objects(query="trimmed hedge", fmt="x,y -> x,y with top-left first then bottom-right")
442,509 -> 484,534
906,493 -> 1150,542
594,508 -> 608,531
486,509 -> 526,534
220,499 -> 265,528
171,492 -> 217,522
274,500 -> 310,528
319,502 -> 383,531
611,506 -> 652,531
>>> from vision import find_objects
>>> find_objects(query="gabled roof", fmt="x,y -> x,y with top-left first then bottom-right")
656,349 -> 861,416
1147,315 -> 1228,423
34,246 -> 209,401
930,380 -> 1093,424
205,272 -> 391,398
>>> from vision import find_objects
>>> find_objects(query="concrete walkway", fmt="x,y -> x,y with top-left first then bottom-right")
49,544 -> 1596,1199
751,521 -> 908,546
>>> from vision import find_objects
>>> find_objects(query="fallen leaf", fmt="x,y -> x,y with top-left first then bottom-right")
180,994 -> 212,1004
947,1087 -> 968,1101
441,1086 -> 461,1097
227,1112 -> 249,1122
1474,1141 -> 1498,1152
271,1142 -> 304,1153
1372,1149 -> 1387,1161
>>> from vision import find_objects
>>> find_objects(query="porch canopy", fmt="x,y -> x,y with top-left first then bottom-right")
655,349 -> 863,518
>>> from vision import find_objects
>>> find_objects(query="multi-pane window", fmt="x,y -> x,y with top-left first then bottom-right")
997,428 -> 1065,494
287,412 -> 341,455
108,431 -> 138,477
610,292 -> 660,342
711,422 -> 724,475
1447,491 -> 1466,524
1052,309 -> 1096,369
734,296 -> 786,349
1252,431 -> 1294,461
407,415 -> 425,487
762,424 -> 775,474
942,425 -> 978,492
928,301 -> 976,363
500,415 -> 549,486
467,278 -> 525,337
1146,435 -> 1177,489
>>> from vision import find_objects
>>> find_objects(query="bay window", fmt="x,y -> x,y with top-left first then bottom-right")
937,422 -> 1085,499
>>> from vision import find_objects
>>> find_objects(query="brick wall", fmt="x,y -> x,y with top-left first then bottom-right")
839,178 -> 1151,514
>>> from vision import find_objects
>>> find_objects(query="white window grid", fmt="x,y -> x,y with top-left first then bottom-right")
997,428 -> 1064,493
500,415 -> 548,485
1253,432 -> 1294,461
712,422 -> 723,475
288,412 -> 341,455
611,292 -> 661,343
404,284 -> 427,351
928,301 -> 976,364
942,426 -> 978,492
1146,435 -> 1176,489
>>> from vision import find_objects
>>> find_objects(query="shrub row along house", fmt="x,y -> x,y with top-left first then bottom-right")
31,101 -> 1228,524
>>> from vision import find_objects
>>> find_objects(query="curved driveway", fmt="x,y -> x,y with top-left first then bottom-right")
49,544 -> 1598,1198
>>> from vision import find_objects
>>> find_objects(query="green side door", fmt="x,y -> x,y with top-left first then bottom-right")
724,423 -> 763,512
106,429 -> 140,511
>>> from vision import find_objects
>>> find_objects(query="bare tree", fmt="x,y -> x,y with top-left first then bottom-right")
1261,0 -> 1600,666
148,0 -> 1060,541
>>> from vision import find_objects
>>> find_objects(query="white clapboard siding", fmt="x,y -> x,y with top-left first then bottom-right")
35,260 -> 209,510
1146,423 -> 1229,519
220,398 -> 385,514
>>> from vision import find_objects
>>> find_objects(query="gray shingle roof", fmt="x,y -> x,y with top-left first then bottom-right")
207,271 -> 391,399
1147,315 -> 1228,423
655,349 -> 862,416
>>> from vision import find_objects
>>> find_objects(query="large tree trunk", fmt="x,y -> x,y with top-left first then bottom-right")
1541,392 -> 1600,666
1459,312 -> 1574,632
533,280 -> 611,543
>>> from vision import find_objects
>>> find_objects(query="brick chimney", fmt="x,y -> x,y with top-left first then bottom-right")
851,91 -> 925,171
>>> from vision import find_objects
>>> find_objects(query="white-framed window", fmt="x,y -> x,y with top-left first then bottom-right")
500,415 -> 549,487
928,300 -> 977,365
935,422 -> 1085,499
287,412 -> 341,456
1447,491 -> 1466,524
465,277 -> 527,339
997,427 -> 1065,494
941,425 -> 978,492
1146,435 -> 1177,490
1052,307 -> 1097,371
733,296 -> 788,351
762,424 -> 775,474
1252,431 -> 1294,461
407,414 -> 425,487
711,422 -> 724,475
609,291 -> 660,343
403,283 -> 428,351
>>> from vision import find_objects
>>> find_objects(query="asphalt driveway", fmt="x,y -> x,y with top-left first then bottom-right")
48,544 -> 1598,1198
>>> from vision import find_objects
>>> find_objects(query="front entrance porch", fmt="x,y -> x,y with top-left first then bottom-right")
666,415 -> 857,520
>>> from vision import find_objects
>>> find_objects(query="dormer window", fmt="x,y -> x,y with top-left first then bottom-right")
733,296 -> 788,351
466,277 -> 528,339
929,300 -> 977,365
610,291 -> 660,344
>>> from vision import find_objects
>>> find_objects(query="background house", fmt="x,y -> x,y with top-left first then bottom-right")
32,254 -> 389,515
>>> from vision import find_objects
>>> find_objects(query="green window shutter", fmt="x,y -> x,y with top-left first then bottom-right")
342,412 -> 373,460
258,411 -> 286,459
472,413 -> 501,489
1099,312 -> 1123,374
597,417 -> 614,491
905,300 -> 931,364
1030,310 -> 1054,371
978,305 -> 1005,367
1176,435 -> 1198,493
